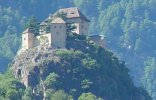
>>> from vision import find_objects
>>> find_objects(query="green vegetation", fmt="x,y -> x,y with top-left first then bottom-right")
0,34 -> 151,100
78,92 -> 102,100
142,57 -> 156,100
0,70 -> 25,100
24,16 -> 39,36
0,0 -> 156,99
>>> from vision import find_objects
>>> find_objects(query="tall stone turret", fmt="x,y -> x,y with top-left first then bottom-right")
50,17 -> 67,48
22,28 -> 36,50
57,7 -> 90,35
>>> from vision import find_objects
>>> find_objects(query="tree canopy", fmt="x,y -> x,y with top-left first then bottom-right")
0,0 -> 156,99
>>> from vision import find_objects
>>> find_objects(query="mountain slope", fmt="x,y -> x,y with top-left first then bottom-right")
0,0 -> 156,99
9,34 -> 151,100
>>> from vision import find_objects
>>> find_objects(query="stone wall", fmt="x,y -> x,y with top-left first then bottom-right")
22,32 -> 35,50
68,18 -> 89,35
50,23 -> 66,48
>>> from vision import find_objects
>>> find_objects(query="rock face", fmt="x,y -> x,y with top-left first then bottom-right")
11,33 -> 102,88
12,45 -> 60,87
10,34 -> 151,100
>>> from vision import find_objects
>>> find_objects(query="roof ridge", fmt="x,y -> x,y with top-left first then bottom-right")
58,7 -> 90,22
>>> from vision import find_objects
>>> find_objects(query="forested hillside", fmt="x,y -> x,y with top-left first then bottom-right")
0,0 -> 156,99
0,33 -> 151,100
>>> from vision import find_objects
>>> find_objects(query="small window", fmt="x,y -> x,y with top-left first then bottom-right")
54,26 -> 57,28
60,26 -> 62,28
24,38 -> 26,40
70,12 -> 75,14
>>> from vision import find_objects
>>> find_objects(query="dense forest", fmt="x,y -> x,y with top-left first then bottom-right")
0,0 -> 156,99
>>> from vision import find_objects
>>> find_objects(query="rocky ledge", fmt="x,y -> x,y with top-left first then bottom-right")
11,45 -> 61,87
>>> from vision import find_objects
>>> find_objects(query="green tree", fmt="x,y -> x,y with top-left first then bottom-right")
22,87 -> 33,100
142,57 -> 156,99
0,70 -> 25,100
6,89 -> 19,100
81,79 -> 93,90
44,72 -> 59,89
24,16 -> 39,36
78,92 -> 103,100
50,90 -> 73,100
82,57 -> 98,70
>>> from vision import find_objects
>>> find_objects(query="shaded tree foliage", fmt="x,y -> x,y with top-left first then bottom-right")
0,0 -> 156,99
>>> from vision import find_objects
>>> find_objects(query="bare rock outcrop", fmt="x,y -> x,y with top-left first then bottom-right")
11,45 -> 61,87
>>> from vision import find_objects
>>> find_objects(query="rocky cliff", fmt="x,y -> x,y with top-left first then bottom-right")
10,34 -> 151,100
12,45 -> 60,87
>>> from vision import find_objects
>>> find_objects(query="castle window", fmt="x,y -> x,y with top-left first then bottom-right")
70,12 -> 75,14
54,26 -> 57,28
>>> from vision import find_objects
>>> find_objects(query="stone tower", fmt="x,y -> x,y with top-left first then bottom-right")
22,28 -> 35,50
50,17 -> 67,48
56,7 -> 90,35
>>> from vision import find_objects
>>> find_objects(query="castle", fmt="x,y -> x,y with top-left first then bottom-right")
22,7 -> 105,51
15,7 -> 105,87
